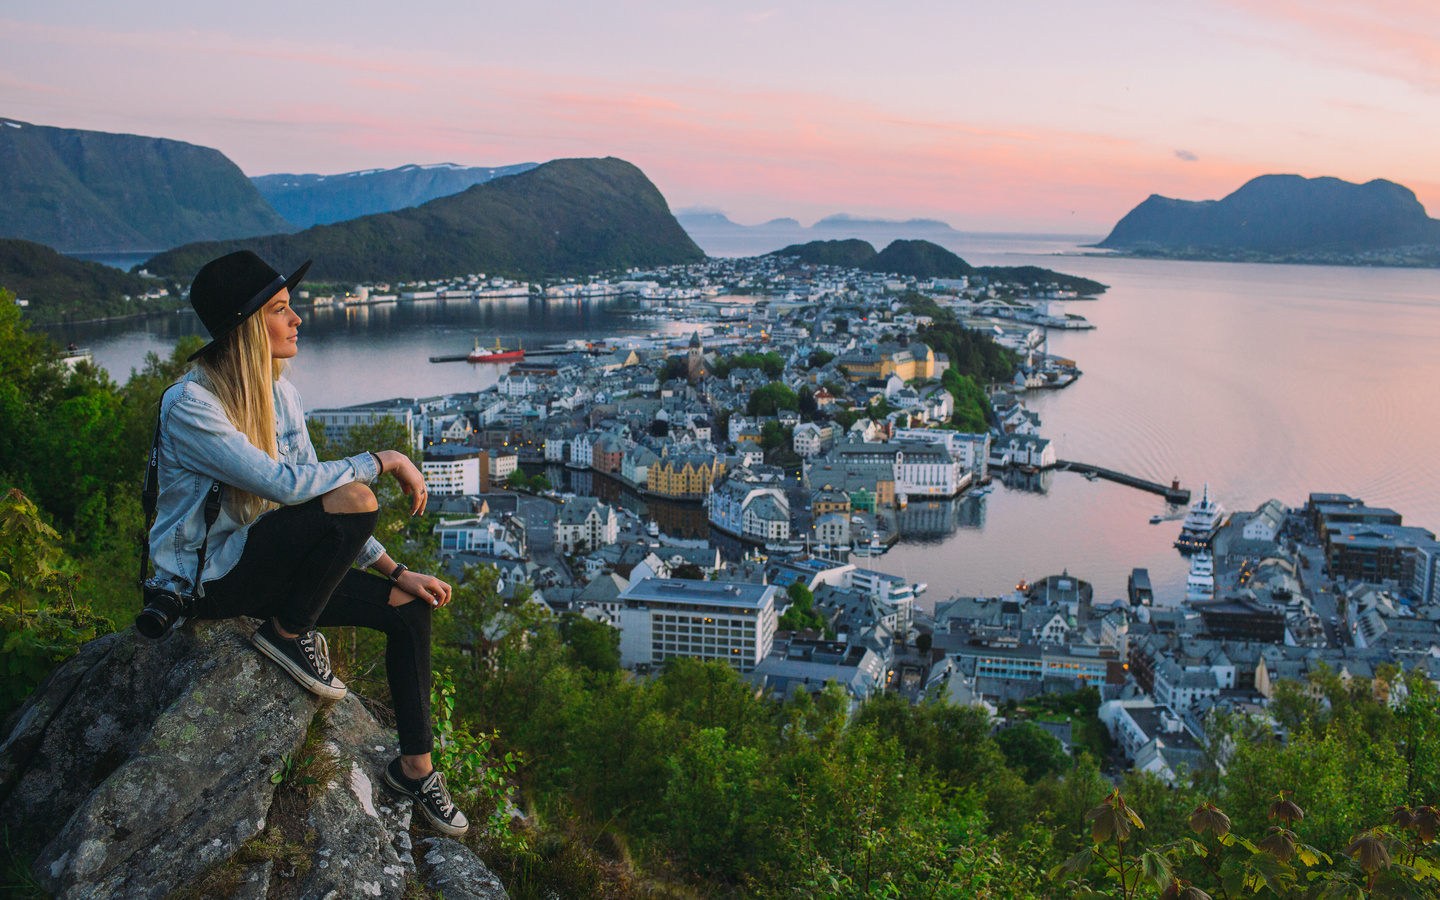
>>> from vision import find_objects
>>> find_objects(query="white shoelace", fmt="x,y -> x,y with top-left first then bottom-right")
422,771 -> 457,816
299,630 -> 333,681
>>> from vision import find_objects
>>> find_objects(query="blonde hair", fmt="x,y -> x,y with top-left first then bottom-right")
195,312 -> 286,523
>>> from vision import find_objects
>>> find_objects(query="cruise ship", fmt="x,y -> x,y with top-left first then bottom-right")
1185,552 -> 1216,602
1175,483 -> 1225,552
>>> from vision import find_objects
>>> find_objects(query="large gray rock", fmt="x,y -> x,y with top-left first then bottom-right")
422,838 -> 510,900
1,620 -> 318,899
0,618 -> 513,900
294,694 -> 417,900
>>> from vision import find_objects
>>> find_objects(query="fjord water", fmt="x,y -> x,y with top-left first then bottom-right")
55,239 -> 1440,606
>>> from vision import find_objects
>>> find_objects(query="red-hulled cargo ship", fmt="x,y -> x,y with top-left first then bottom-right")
467,337 -> 525,363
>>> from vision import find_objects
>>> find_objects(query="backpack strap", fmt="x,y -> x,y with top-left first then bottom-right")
139,383 -> 225,596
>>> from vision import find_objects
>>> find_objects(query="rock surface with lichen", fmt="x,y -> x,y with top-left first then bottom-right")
0,619 -> 508,900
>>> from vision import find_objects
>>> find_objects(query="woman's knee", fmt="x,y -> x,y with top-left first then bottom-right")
321,482 -> 377,514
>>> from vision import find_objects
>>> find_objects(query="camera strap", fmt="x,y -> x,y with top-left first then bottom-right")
139,383 -> 224,599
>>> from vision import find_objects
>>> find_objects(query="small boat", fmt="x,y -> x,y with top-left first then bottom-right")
468,336 -> 525,363
1150,515 -> 1163,525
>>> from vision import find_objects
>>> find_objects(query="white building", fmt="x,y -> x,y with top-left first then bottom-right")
308,404 -> 421,451
709,471 -> 791,542
421,445 -> 485,495
989,434 -> 1056,469
894,443 -> 970,499
569,432 -> 595,468
489,452 -> 518,481
1242,499 -> 1287,542
793,422 -> 824,458
621,445 -> 659,487
554,497 -> 619,553
813,512 -> 850,547
433,517 -> 525,558
614,578 -> 779,672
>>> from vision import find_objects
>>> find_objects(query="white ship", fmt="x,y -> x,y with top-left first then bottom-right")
1185,552 -> 1216,602
1176,483 -> 1225,552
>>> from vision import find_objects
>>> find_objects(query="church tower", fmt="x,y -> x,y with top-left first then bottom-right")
687,330 -> 704,382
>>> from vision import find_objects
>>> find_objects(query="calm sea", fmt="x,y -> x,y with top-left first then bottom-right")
51,235 -> 1440,607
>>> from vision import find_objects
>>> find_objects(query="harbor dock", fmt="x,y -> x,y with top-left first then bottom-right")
1056,460 -> 1191,504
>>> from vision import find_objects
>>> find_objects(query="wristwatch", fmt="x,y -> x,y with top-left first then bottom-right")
388,562 -> 408,583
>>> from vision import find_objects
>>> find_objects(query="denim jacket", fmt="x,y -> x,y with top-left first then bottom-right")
148,371 -> 385,596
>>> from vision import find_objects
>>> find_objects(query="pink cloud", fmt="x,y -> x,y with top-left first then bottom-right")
1214,0 -> 1440,91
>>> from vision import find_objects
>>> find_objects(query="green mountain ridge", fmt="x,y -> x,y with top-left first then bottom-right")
768,238 -> 879,267
143,157 -> 705,282
0,238 -> 177,325
0,117 -> 293,253
1098,174 -> 1440,254
770,238 -> 1107,294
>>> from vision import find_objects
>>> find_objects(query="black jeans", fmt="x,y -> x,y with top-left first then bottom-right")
193,497 -> 434,755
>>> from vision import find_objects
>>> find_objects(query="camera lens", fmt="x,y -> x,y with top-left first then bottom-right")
135,606 -> 172,639
135,592 -> 183,640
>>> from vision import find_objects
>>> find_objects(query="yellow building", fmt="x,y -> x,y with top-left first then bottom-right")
648,454 -> 725,499
839,342 -> 935,382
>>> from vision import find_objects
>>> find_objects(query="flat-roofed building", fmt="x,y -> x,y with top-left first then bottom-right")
615,577 -> 779,672
422,444 -> 489,495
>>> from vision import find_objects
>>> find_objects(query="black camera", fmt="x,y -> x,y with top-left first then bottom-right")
136,584 -> 190,640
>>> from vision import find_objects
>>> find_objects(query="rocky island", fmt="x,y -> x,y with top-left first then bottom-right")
1096,174 -> 1440,267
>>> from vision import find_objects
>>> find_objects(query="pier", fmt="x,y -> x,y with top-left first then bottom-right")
1056,460 -> 1191,504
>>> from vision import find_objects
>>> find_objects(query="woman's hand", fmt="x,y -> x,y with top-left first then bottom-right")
376,449 -> 428,515
392,569 -> 453,608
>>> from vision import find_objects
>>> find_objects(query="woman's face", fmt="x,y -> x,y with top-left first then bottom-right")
264,289 -> 302,360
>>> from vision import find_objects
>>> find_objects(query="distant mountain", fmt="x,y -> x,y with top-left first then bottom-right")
675,211 -> 802,232
768,239 -> 878,268
0,117 -> 292,253
251,162 -> 538,228
812,213 -> 957,233
0,238 -> 176,324
1098,175 -> 1440,258
864,239 -> 975,278
142,158 -> 704,283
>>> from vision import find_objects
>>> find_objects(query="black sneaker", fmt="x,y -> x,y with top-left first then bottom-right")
251,619 -> 347,700
383,758 -> 469,836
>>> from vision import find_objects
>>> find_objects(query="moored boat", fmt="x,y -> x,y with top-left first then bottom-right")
468,336 -> 525,363
1176,483 -> 1224,552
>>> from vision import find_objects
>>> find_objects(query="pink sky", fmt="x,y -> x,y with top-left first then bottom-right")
4,1 -> 1439,231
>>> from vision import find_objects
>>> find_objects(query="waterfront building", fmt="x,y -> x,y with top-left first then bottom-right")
710,468 -> 791,542
1240,499 -> 1287,542
421,443 -> 488,496
648,453 -> 724,499
620,445 -> 659,488
614,577 -> 779,672
593,432 -> 626,475
988,433 -> 1056,469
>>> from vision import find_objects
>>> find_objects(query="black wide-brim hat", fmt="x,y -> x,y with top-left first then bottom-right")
187,250 -> 312,361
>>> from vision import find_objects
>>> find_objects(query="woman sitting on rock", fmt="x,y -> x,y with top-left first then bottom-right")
146,250 -> 468,836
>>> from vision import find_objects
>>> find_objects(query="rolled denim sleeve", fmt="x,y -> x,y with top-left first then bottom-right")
356,536 -> 386,570
165,389 -> 376,506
